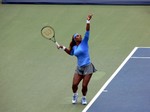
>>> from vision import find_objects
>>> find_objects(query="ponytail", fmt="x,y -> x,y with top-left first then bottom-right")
69,35 -> 76,51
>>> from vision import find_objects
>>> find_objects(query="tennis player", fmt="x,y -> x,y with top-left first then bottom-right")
59,14 -> 97,105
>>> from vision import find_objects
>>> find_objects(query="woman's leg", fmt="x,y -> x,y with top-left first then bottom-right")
81,74 -> 92,105
72,73 -> 83,104
82,74 -> 92,96
72,73 -> 83,93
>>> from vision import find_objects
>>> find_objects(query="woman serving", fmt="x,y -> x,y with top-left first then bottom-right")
59,14 -> 97,105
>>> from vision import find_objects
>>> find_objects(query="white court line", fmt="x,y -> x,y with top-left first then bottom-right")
131,57 -> 150,59
82,47 -> 138,112
131,47 -> 150,59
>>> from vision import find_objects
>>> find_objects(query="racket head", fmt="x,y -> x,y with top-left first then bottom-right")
41,26 -> 55,40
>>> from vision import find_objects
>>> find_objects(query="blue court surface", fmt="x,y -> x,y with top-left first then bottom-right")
83,47 -> 150,112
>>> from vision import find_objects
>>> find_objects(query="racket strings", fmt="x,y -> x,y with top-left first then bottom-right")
42,28 -> 53,37
41,26 -> 55,39
44,29 -> 52,37
41,26 -> 57,43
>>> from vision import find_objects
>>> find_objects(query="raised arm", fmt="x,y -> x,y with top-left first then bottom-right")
58,14 -> 93,54
86,14 -> 93,31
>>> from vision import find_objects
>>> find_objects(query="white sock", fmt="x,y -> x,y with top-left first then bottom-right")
82,96 -> 86,98
73,93 -> 78,96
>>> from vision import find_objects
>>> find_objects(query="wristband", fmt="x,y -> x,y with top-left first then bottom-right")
86,20 -> 90,23
62,46 -> 66,50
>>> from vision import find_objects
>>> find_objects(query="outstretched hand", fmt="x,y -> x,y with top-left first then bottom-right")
87,14 -> 93,20
57,45 -> 63,49
57,45 -> 66,51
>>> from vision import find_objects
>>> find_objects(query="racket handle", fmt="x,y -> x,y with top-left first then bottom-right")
55,42 -> 60,48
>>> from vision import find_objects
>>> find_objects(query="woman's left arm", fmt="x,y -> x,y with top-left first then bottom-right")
86,14 -> 93,31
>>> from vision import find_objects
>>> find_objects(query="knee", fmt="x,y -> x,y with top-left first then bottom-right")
72,83 -> 78,88
82,84 -> 88,89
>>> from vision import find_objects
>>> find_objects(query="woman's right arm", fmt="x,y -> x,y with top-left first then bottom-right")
59,45 -> 72,55
64,48 -> 72,55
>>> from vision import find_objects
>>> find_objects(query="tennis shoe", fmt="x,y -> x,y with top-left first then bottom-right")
72,93 -> 78,104
81,97 -> 87,105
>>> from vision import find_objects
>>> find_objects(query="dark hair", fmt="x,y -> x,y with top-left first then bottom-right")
69,35 -> 76,51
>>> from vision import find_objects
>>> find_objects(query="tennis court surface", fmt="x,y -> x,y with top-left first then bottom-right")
0,3 -> 150,112
83,47 -> 150,112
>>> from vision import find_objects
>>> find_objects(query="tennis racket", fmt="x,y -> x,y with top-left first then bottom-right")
41,26 -> 60,48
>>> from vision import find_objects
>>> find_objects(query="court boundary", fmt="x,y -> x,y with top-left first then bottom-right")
131,57 -> 150,59
82,47 -> 140,112
2,0 -> 150,5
